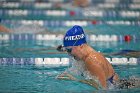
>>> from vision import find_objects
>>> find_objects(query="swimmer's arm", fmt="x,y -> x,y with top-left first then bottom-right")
87,63 -> 106,89
0,25 -> 11,33
56,72 -> 77,80
83,54 -> 107,89
56,72 -> 100,89
79,79 -> 100,89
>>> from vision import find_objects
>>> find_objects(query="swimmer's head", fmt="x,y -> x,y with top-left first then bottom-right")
63,25 -> 87,47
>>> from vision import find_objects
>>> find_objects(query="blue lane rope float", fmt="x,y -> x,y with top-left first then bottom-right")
1,20 -> 140,27
0,34 -> 139,41
0,57 -> 140,66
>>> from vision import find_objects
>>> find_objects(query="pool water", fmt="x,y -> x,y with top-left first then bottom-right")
0,65 -> 140,93
0,38 -> 140,93
1,1 -> 140,92
0,65 -> 96,93
0,40 -> 140,58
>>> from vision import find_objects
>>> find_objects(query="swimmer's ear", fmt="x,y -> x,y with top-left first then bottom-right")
79,45 -> 83,48
80,44 -> 84,48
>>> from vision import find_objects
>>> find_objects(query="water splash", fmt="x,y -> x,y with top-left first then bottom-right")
11,24 -> 46,34
66,57 -> 101,85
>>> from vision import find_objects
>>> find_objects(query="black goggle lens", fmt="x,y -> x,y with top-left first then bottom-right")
66,48 -> 72,53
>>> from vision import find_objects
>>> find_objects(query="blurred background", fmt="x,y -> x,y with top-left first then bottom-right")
0,0 -> 140,57
0,1 -> 140,92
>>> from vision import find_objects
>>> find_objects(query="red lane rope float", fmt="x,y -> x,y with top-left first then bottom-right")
124,35 -> 131,42
69,11 -> 76,16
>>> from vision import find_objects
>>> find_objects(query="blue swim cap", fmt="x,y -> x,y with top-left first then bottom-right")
63,25 -> 87,47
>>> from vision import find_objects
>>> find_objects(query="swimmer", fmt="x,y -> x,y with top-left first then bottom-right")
0,19 -> 11,33
72,0 -> 90,7
108,50 -> 140,57
57,26 -> 140,90
56,25 -> 119,89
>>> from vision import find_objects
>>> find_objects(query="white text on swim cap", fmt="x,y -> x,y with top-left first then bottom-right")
65,34 -> 85,41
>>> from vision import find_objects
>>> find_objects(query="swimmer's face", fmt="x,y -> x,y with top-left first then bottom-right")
65,44 -> 86,60
71,45 -> 84,60
65,46 -> 79,60
66,45 -> 84,60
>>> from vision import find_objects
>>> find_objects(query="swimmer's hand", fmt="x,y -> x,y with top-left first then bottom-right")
79,79 -> 101,89
56,72 -> 100,90
56,45 -> 66,52
56,72 -> 76,80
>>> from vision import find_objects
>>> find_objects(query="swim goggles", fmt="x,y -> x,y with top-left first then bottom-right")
65,47 -> 72,53
65,36 -> 83,53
